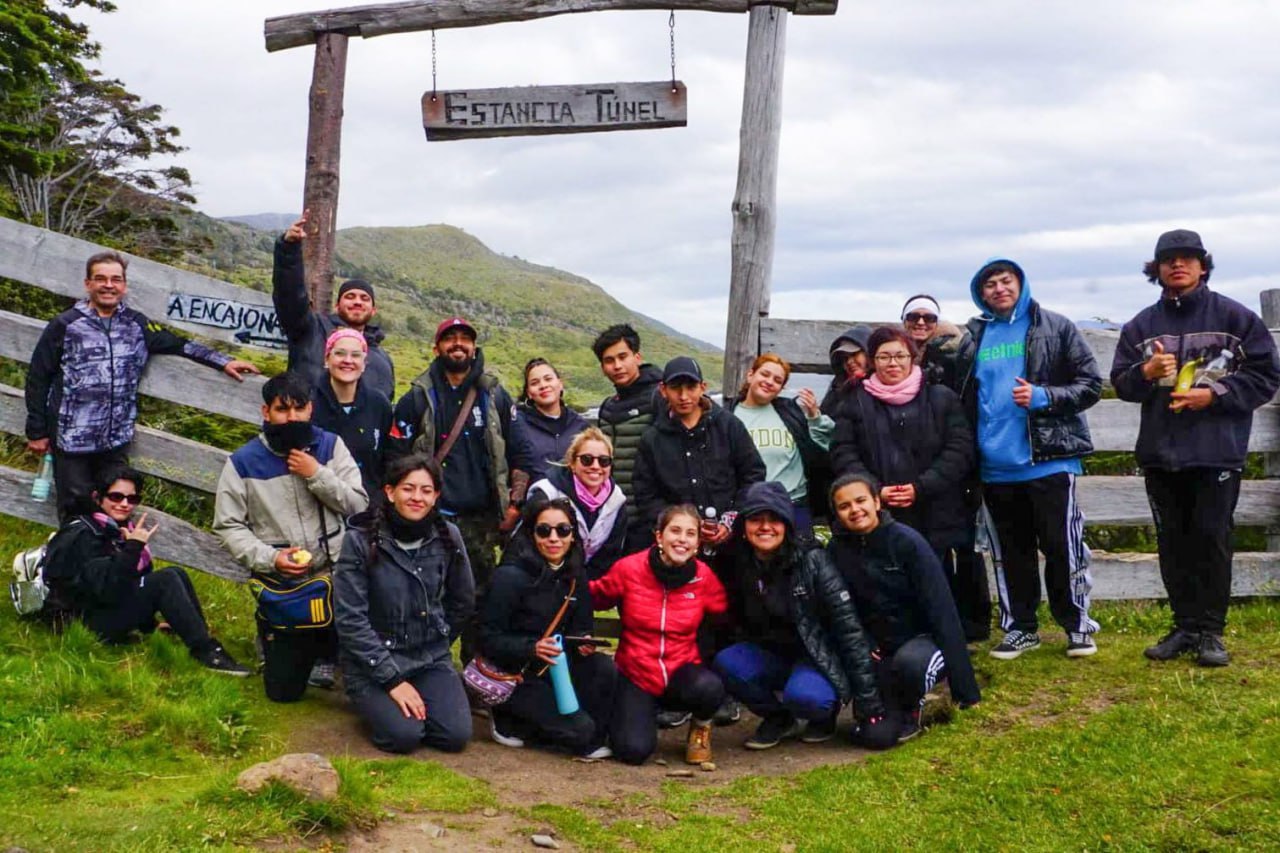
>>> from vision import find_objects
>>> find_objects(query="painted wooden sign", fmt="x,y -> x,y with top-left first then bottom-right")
165,293 -> 288,349
422,80 -> 687,140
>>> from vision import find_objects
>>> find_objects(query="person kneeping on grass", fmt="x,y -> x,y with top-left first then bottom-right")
827,474 -> 980,742
42,465 -> 249,676
713,482 -> 897,751
334,454 -> 474,753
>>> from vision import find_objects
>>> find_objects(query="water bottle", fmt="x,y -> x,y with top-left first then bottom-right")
31,454 -> 54,503
546,635 -> 580,715
700,506 -> 718,557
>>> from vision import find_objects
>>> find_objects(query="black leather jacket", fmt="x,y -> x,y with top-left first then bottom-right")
333,512 -> 474,694
956,300 -> 1102,461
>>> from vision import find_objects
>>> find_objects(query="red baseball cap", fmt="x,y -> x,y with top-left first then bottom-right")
435,317 -> 477,344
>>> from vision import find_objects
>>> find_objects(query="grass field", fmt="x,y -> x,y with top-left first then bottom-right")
2,512 -> 1278,851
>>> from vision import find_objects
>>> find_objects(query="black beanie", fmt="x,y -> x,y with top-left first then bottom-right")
337,278 -> 375,303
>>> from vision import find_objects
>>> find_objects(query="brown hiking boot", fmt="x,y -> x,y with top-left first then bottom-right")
685,719 -> 713,765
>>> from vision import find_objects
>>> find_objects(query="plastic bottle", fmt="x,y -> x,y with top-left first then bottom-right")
700,506 -> 718,557
546,635 -> 580,715
30,453 -> 54,503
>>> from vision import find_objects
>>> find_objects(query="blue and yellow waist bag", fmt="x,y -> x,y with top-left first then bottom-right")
248,574 -> 333,630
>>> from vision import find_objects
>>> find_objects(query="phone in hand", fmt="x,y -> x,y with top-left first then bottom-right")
560,635 -> 613,649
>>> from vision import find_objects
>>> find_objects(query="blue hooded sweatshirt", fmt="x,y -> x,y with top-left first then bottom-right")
969,259 -> 1082,483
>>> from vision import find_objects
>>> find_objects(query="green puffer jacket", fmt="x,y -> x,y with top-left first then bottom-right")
596,364 -> 662,503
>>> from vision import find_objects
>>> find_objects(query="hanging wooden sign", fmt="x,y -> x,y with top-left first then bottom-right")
422,81 -> 687,140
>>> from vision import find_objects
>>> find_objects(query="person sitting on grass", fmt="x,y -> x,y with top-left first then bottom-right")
827,473 -> 981,742
589,504 -> 729,766
334,454 -> 474,754
42,465 -> 249,676
713,482 -> 897,751
478,497 -> 616,759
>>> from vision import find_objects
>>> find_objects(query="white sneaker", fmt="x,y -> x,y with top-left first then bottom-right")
490,718 -> 525,748
581,745 -> 613,760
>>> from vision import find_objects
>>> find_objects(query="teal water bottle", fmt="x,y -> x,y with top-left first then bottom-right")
31,453 -> 54,503
547,635 -> 580,715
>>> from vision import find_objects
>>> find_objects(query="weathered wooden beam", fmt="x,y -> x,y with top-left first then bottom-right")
0,384 -> 229,493
1262,289 -> 1280,551
423,81 -> 687,140
1079,476 -> 1279,527
1084,399 -> 1280,454
1009,551 -> 1280,600
724,4 -> 787,396
0,216 -> 282,348
303,32 -> 349,312
0,310 -> 265,425
0,465 -> 249,584
264,0 -> 838,52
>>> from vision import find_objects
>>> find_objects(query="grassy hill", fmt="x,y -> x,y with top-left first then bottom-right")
192,214 -> 723,407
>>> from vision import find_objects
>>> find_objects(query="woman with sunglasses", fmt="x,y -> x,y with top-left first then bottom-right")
478,497 -> 616,758
334,454 -> 474,754
310,327 -> 394,498
509,358 -> 590,484
727,353 -> 835,539
589,504 -> 729,766
42,464 -> 250,675
901,294 -> 969,390
526,428 -> 629,580
831,327 -> 974,577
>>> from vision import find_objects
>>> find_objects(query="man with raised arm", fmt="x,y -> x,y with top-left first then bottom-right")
1111,229 -> 1280,667
25,250 -> 259,521
272,212 -> 395,398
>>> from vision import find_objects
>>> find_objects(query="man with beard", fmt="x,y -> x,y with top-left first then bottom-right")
272,212 -> 395,398
391,317 -> 521,662
213,372 -> 368,701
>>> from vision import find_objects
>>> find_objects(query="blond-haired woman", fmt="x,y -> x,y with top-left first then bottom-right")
526,426 -> 630,580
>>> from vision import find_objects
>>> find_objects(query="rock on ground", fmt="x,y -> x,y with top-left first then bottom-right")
235,752 -> 340,802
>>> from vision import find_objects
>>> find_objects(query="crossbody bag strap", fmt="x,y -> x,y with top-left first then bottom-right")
540,577 -> 578,640
434,385 -> 479,464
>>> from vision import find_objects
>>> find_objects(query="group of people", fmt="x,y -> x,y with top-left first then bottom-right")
23,224 -> 1279,765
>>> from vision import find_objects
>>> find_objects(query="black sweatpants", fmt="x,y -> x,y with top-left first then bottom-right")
492,652 -> 617,755
938,541 -> 992,642
53,446 -> 129,523
1145,468 -> 1241,635
873,636 -> 948,718
85,566 -> 214,652
256,619 -> 337,703
610,663 -> 725,766
349,664 -> 473,754
984,472 -> 1098,635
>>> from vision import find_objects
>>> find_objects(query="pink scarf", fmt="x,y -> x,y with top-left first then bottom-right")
94,512 -> 152,573
863,365 -> 924,405
574,475 -> 613,512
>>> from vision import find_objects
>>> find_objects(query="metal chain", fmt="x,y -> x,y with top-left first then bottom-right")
431,29 -> 438,99
669,10 -> 677,90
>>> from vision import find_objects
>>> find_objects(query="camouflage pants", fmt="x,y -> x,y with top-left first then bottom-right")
452,512 -> 506,664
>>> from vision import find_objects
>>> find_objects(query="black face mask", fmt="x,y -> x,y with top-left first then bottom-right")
263,420 -> 313,453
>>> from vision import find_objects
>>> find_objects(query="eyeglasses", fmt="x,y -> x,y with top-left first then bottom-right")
874,353 -> 912,364
575,454 -> 612,468
534,523 -> 574,539
104,491 -> 142,505
89,275 -> 126,286
904,312 -> 937,325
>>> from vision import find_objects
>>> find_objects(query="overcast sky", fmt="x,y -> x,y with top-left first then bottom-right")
79,1 -> 1280,346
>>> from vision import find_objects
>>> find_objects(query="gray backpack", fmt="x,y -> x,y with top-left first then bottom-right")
9,533 -> 55,616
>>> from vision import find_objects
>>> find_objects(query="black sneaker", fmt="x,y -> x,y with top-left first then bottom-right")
799,714 -> 838,744
744,712 -> 805,750
656,709 -> 691,729
1196,633 -> 1230,668
307,660 -> 337,689
989,630 -> 1041,660
897,711 -> 923,743
1144,628 -> 1200,661
712,698 -> 742,727
1066,632 -> 1098,658
195,644 -> 251,677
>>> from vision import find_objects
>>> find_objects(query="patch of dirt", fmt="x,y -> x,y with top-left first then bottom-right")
344,809 -> 577,852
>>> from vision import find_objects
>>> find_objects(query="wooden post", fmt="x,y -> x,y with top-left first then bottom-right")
1263,288 -> 1280,551
723,4 -> 787,393
302,32 -> 349,311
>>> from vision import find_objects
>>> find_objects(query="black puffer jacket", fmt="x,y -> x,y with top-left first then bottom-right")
920,321 -> 970,392
730,483 -> 885,718
956,300 -> 1102,462
478,542 -> 594,674
43,514 -> 147,614
333,510 -> 474,694
828,513 -> 980,707
597,364 -> 664,502
830,383 -> 974,549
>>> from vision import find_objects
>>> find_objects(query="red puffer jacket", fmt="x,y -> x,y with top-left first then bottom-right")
589,549 -> 727,697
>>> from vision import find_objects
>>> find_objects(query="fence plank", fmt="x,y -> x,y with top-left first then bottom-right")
0,465 -> 249,584
0,216 -> 278,347
1080,476 -> 1279,526
0,310 -> 264,424
1084,399 -> 1280,453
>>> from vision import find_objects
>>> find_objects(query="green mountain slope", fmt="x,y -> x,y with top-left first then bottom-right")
199,216 -> 722,407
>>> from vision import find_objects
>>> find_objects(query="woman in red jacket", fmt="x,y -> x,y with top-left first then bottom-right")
590,504 -> 728,765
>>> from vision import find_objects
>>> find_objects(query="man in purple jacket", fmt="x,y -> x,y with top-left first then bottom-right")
1111,229 -> 1280,667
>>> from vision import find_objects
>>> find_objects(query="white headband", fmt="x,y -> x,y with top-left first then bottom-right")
901,296 -> 941,321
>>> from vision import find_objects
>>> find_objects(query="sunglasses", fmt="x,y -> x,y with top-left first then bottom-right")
575,454 -> 612,468
905,312 -> 938,325
534,523 -> 574,539
104,491 -> 142,505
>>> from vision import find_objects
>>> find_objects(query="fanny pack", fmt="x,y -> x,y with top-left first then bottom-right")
249,574 -> 333,631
